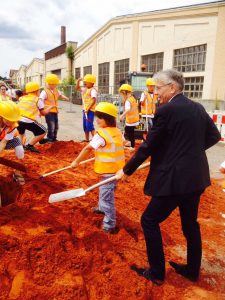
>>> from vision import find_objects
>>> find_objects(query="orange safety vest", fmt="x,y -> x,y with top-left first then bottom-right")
44,88 -> 60,113
0,124 -> 17,141
18,94 -> 39,121
141,91 -> 158,116
125,96 -> 139,124
94,127 -> 125,174
83,87 -> 97,112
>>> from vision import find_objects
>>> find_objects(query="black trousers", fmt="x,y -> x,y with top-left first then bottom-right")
125,125 -> 135,148
141,191 -> 203,280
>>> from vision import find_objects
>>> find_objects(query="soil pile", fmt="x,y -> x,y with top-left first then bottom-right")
0,141 -> 224,300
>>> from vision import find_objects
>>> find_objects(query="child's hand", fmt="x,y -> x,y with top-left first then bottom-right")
120,115 -> 124,122
71,161 -> 79,168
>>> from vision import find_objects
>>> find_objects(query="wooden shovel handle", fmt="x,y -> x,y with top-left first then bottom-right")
41,157 -> 95,178
85,161 -> 150,193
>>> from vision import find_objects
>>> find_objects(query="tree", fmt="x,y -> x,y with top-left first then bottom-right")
66,46 -> 75,78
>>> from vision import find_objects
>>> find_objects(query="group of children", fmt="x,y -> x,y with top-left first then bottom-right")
75,75 -> 158,150
0,73 -> 159,233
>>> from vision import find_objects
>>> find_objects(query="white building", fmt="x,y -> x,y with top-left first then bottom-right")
16,65 -> 26,89
25,58 -> 44,87
73,1 -> 225,101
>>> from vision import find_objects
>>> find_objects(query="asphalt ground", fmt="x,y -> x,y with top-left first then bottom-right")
37,100 -> 224,179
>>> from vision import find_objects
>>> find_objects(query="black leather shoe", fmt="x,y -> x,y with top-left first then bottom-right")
130,265 -> 164,286
169,261 -> 199,282
92,207 -> 105,215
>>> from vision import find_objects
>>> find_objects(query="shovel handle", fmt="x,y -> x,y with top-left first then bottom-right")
85,175 -> 118,193
85,161 -> 150,193
41,157 -> 95,178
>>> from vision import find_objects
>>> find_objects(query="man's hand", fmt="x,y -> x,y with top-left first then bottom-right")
116,169 -> 129,181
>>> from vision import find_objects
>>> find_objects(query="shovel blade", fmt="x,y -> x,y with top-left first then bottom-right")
49,188 -> 86,203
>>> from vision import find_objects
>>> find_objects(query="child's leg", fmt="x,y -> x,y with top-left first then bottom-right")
85,131 -> 90,141
86,111 -> 95,140
83,112 -> 90,141
53,114 -> 59,141
148,117 -> 153,130
125,126 -> 135,148
15,145 -> 24,159
5,138 -> 24,159
27,121 -> 47,146
45,113 -> 55,141
99,178 -> 117,229
4,138 -> 25,185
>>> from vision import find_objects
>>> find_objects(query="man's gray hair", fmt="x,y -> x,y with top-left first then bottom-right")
153,69 -> 184,92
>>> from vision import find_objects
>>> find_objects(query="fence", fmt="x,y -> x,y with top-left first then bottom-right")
59,85 -> 225,112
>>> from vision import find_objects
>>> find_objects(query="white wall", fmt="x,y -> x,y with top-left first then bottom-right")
45,53 -> 68,80
74,11 -> 218,98
26,59 -> 44,86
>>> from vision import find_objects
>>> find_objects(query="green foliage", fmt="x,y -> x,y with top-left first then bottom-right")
58,76 -> 75,97
65,46 -> 75,60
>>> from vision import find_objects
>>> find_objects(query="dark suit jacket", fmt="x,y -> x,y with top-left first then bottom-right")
123,93 -> 221,196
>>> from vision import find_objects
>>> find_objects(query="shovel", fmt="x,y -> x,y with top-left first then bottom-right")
49,161 -> 150,203
0,157 -> 26,172
40,157 -> 95,178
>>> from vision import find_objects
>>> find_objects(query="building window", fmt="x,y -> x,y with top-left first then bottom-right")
184,76 -> 204,99
141,52 -> 164,75
98,63 -> 110,94
83,66 -> 92,76
114,58 -> 129,94
173,44 -> 207,72
75,68 -> 81,80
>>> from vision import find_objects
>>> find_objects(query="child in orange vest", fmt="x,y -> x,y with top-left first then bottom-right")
40,74 -> 69,144
140,78 -> 158,131
119,84 -> 139,151
75,74 -> 97,142
71,102 -> 125,233
0,101 -> 25,184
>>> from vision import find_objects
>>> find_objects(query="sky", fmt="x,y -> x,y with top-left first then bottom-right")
0,0 -> 220,77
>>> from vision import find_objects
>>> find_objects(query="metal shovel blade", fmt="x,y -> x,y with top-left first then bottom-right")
49,188 -> 86,203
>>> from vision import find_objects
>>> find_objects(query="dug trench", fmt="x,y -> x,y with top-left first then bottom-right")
0,141 -> 224,300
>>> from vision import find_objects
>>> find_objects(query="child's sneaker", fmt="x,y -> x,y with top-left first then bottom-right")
92,207 -> 105,215
103,227 -> 119,234
25,144 -> 40,153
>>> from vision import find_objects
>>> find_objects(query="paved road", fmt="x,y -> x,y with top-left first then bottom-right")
40,100 -> 224,177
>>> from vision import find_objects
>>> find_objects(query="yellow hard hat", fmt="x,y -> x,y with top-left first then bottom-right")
146,78 -> 155,86
83,74 -> 96,84
0,101 -> 21,122
25,82 -> 40,93
95,102 -> 117,118
119,84 -> 133,93
45,74 -> 60,85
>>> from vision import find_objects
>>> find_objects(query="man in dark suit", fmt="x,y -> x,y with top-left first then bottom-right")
116,69 -> 221,285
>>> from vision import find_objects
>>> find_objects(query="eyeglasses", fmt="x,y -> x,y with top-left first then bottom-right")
154,83 -> 172,91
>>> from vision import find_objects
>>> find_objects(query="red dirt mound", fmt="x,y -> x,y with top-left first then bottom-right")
0,141 -> 224,299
